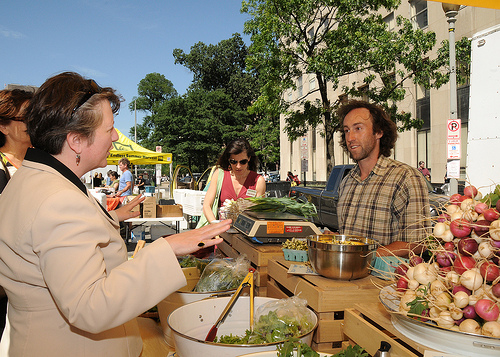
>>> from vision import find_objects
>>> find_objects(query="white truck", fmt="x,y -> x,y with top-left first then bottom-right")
466,24 -> 500,195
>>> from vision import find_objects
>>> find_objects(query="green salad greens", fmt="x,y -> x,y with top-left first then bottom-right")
276,339 -> 368,357
246,197 -> 317,219
213,310 -> 314,345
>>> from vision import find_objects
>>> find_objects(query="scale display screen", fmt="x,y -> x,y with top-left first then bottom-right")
233,211 -> 321,243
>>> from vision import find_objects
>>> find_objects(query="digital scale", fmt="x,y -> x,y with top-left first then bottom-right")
233,210 -> 322,244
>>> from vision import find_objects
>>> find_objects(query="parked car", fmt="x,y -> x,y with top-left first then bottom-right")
289,164 -> 449,231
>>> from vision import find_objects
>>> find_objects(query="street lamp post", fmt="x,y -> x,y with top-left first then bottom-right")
443,3 -> 461,195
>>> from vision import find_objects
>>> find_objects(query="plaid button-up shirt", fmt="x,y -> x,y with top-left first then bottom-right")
338,155 -> 430,246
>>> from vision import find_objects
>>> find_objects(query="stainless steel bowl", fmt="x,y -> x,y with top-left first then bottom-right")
307,235 -> 378,280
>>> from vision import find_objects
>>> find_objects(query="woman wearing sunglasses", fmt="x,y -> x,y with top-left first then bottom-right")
202,138 -> 266,224
0,72 -> 230,356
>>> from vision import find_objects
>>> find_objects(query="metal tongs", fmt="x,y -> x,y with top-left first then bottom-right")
204,270 -> 254,342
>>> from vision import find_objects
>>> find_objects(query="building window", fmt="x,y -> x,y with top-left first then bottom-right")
383,12 -> 395,31
358,85 -> 369,101
287,91 -> 293,103
308,27 -> 315,40
297,75 -> 303,98
457,85 -> 470,123
416,86 -> 430,130
309,74 -> 316,91
411,0 -> 428,29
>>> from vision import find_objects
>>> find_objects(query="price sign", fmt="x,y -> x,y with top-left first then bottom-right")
267,221 -> 284,234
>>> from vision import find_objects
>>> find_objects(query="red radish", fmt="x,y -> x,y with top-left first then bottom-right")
463,305 -> 477,319
450,193 -> 463,205
454,255 -> 476,275
464,185 -> 478,198
443,242 -> 455,251
437,213 -> 450,222
492,283 -> 500,298
457,238 -> 478,256
473,219 -> 490,237
450,219 -> 472,238
452,285 -> 471,295
483,208 -> 500,222
480,261 -> 500,282
396,276 -> 408,292
436,251 -> 456,267
394,263 -> 409,277
475,299 -> 500,322
409,256 -> 424,267
475,202 -> 489,214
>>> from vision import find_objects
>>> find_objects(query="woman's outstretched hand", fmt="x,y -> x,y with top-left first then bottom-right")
164,219 -> 231,256
114,195 -> 145,222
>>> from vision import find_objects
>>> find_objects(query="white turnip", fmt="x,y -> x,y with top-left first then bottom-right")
460,269 -> 483,291
437,311 -> 455,328
490,220 -> 500,241
413,263 -> 438,285
482,321 -> 500,338
454,291 -> 470,308
459,319 -> 481,334
478,241 -> 494,259
435,292 -> 453,308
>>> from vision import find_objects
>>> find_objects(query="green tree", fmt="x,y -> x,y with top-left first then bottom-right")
128,72 -> 178,115
242,0 -> 470,173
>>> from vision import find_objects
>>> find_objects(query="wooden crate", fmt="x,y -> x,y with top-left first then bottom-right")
267,257 -> 388,347
218,232 -> 284,292
343,303 -> 438,357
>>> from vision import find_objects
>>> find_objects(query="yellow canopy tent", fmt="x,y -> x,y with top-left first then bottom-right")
431,1 -> 500,10
107,129 -> 172,165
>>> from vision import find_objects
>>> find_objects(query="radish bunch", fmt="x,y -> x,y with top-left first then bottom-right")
394,185 -> 500,338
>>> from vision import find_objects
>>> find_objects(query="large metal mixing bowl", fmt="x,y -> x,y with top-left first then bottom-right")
307,235 -> 378,280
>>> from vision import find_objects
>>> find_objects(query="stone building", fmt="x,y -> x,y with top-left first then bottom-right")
281,2 -> 500,184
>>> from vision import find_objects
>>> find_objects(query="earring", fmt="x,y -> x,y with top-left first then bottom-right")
76,154 -> 81,166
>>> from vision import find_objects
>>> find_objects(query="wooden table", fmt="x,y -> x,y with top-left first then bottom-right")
266,257 -> 389,354
218,232 -> 284,296
343,303 -> 439,357
137,317 -> 174,356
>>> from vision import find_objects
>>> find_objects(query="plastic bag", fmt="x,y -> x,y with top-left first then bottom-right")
193,255 -> 250,292
248,296 -> 315,344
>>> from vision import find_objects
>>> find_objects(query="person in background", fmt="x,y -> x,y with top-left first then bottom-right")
0,89 -> 34,194
115,157 -> 133,198
105,169 -> 112,186
418,160 -> 431,181
202,138 -> 266,224
92,172 -> 102,188
136,173 -> 146,193
0,88 -> 34,338
337,100 -> 430,258
0,72 -> 229,356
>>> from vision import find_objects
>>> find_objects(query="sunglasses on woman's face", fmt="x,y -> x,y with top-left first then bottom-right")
229,159 -> 249,165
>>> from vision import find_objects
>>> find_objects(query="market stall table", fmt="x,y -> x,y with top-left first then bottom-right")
124,217 -> 186,244
217,232 -> 284,296
266,257 -> 389,354
343,302 -> 439,357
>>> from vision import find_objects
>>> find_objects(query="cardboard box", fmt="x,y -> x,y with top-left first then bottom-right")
142,196 -> 157,218
127,196 -> 141,217
156,204 -> 183,217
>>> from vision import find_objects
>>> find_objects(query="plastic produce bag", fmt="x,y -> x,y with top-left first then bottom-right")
248,296 -> 315,344
193,255 -> 250,292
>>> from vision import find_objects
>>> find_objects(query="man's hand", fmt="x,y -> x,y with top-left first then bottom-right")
114,195 -> 145,222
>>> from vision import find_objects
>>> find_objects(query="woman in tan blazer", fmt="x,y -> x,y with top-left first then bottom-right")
0,72 -> 229,356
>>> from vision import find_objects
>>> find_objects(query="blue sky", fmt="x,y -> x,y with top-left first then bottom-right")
1,0 -> 250,138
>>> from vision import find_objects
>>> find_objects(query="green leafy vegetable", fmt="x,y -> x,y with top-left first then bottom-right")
246,197 -> 318,219
214,310 -> 314,345
277,338 -> 319,357
333,345 -> 369,357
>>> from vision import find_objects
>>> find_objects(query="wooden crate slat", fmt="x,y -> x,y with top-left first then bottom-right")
343,308 -> 420,357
